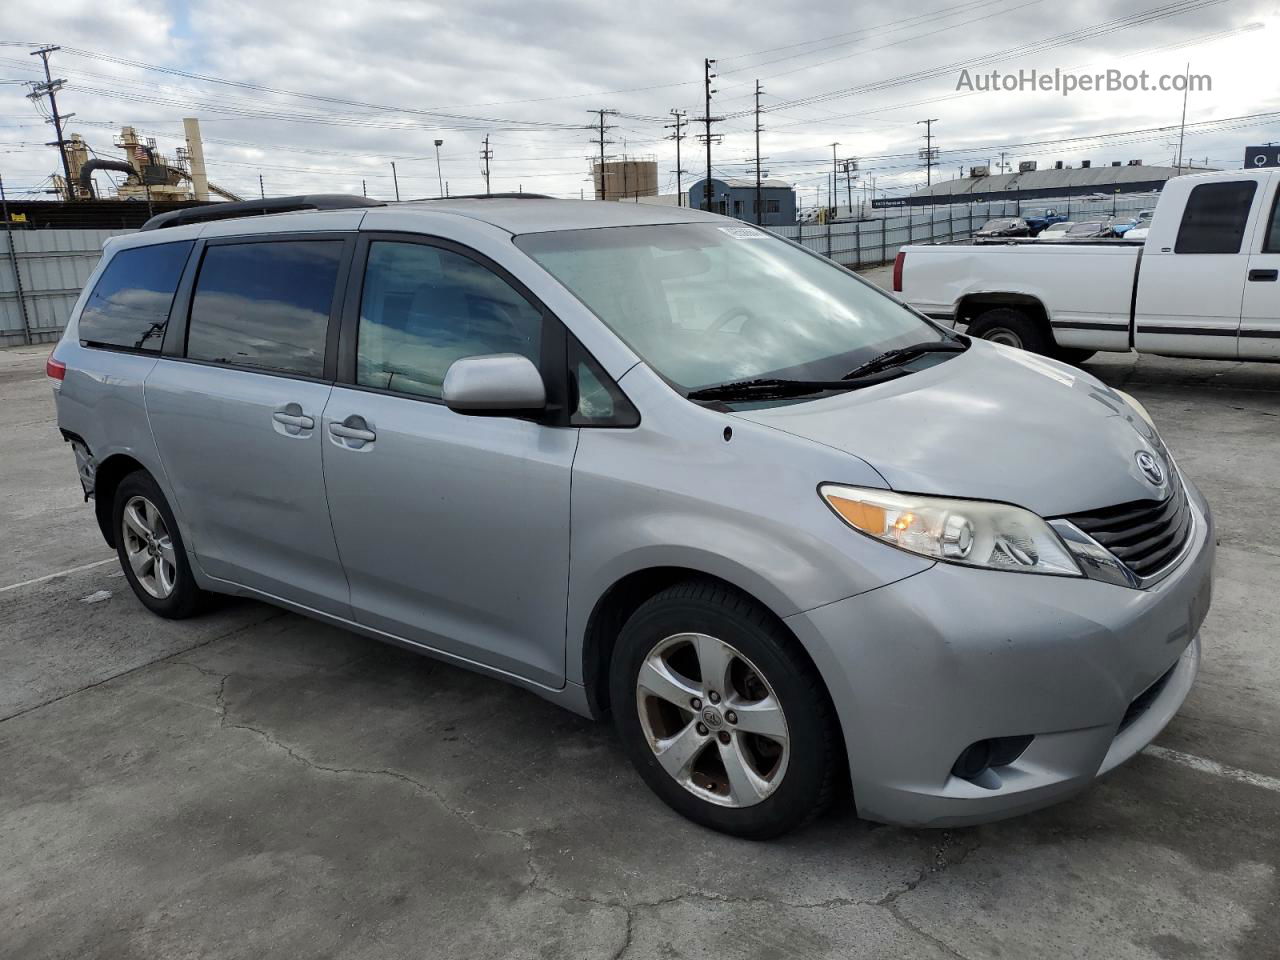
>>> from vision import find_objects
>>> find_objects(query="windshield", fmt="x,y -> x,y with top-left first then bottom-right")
981,219 -> 1015,230
1069,222 -> 1103,235
516,223 -> 943,393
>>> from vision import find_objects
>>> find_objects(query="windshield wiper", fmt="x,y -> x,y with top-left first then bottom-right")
841,338 -> 967,381
687,369 -> 907,403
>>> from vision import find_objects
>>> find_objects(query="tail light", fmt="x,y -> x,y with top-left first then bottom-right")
892,251 -> 906,292
46,354 -> 66,386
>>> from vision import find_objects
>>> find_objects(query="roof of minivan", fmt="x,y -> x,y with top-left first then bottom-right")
364,197 -> 726,235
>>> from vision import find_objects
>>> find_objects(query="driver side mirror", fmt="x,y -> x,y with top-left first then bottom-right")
442,354 -> 546,414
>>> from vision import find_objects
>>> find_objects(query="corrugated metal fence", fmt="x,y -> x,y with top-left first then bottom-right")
1,229 -> 128,346
1,195 -> 1159,345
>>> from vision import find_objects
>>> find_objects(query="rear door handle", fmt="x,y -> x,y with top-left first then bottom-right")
1248,269 -> 1278,281
329,421 -> 376,443
272,411 -> 315,429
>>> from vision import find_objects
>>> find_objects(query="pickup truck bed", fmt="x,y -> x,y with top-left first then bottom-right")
895,169 -> 1280,364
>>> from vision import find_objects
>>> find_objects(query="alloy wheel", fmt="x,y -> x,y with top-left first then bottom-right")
635,632 -> 790,808
121,495 -> 178,599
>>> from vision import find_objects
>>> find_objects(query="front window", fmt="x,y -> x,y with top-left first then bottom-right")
516,223 -> 943,394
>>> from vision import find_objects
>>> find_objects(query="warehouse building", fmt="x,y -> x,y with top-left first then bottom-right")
686,177 -> 797,226
879,160 -> 1217,208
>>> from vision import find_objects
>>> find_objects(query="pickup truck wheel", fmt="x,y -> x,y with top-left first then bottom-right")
967,308 -> 1051,356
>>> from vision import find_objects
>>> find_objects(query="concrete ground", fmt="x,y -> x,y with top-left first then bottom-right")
1,338 -> 1277,960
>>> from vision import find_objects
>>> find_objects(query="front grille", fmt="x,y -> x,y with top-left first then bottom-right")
1064,477 -> 1192,580
1118,662 -> 1177,733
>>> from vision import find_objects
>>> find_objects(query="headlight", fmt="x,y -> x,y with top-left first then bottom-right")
819,484 -> 1082,577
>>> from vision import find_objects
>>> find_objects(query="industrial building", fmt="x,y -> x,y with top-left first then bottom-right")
686,177 -> 797,226
880,159 -> 1217,208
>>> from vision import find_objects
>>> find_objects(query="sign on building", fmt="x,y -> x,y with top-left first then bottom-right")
1243,146 -> 1280,169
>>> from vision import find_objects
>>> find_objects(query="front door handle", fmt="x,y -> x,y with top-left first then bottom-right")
329,420 -> 376,443
1248,268 -> 1278,282
272,411 -> 315,429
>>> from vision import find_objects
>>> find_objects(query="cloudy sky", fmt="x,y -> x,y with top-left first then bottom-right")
1,0 -> 1278,210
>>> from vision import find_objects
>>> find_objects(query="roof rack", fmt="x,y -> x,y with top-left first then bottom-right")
140,194 -> 385,231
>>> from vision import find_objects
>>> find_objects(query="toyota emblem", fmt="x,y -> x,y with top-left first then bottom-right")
1135,450 -> 1165,486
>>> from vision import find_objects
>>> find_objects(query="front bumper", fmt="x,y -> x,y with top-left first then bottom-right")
786,478 -> 1214,827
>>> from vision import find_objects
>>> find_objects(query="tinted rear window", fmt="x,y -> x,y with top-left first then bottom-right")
186,240 -> 343,377
1175,181 -> 1257,254
78,241 -> 193,352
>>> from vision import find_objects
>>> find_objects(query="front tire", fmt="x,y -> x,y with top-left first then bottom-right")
610,580 -> 840,839
113,471 -> 203,619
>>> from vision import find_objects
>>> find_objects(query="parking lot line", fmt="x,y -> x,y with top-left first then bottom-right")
0,558 -> 115,594
1145,745 -> 1280,793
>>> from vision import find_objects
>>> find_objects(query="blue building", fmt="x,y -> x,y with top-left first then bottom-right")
687,177 -> 796,226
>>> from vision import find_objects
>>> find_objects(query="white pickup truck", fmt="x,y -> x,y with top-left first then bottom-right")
894,168 -> 1280,363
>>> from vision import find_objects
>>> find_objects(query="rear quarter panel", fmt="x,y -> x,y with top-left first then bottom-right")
899,243 -> 1140,351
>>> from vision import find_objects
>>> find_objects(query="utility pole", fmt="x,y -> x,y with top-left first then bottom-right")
480,137 -> 492,196
829,143 -> 840,220
1,174 -> 34,344
434,139 -> 444,197
590,109 -> 617,200
917,118 -> 939,186
664,110 -> 687,206
26,46 -> 75,200
362,179 -> 367,198
754,80 -> 764,225
842,158 -> 857,218
697,59 -> 723,212
390,161 -> 400,201
1175,61 -> 1191,175
259,174 -> 265,199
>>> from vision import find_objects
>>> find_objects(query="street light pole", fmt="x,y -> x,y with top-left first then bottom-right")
434,140 -> 444,198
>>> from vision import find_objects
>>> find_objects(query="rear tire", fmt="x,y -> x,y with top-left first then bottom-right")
113,471 -> 204,619
967,307 -> 1052,356
610,579 -> 840,839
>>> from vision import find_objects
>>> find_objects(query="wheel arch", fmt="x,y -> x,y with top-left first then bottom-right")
92,452 -> 148,548
957,292 -> 1052,333
579,565 -> 833,726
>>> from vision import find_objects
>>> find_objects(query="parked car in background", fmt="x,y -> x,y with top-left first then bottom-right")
1065,219 -> 1117,239
1022,209 -> 1068,235
1038,221 -> 1075,240
974,216 -> 1030,238
1112,209 -> 1156,237
1126,225 -> 1150,241
50,193 -> 1212,839
895,168 -> 1280,364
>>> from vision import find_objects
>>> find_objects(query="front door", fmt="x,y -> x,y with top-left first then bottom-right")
1134,178 -> 1259,359
146,236 -> 352,618
321,237 -> 577,688
1240,180 -> 1280,360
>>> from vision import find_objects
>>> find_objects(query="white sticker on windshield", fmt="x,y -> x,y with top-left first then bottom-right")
717,226 -> 768,239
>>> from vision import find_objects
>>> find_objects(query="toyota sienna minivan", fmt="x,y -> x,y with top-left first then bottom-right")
50,194 -> 1213,839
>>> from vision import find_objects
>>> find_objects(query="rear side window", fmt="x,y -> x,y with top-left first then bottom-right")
78,241 -> 192,352
1175,181 -> 1257,254
186,240 -> 343,377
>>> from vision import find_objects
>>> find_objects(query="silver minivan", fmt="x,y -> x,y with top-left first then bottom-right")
50,195 -> 1213,838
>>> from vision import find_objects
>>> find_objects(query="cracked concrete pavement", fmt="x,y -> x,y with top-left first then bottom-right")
2,339 -> 1278,958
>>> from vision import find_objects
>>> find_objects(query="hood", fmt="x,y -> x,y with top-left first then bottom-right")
730,340 -> 1173,517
